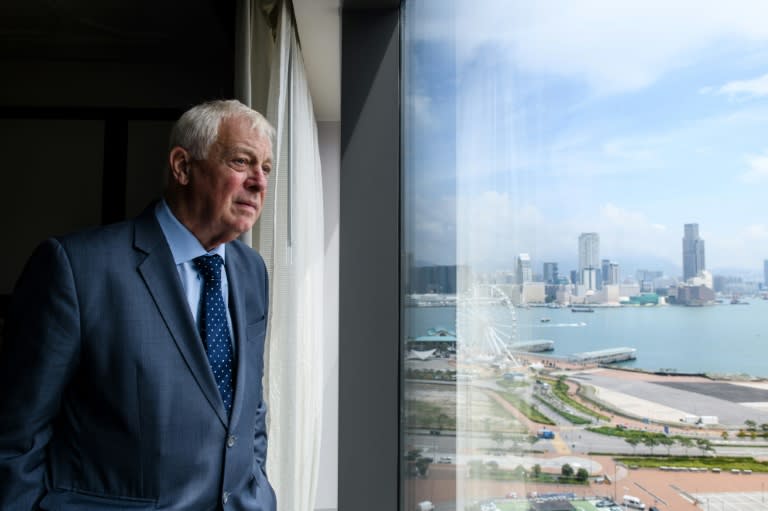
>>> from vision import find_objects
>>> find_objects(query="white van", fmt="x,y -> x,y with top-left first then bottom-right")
623,495 -> 645,509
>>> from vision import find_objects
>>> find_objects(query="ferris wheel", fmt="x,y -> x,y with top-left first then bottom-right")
456,284 -> 522,367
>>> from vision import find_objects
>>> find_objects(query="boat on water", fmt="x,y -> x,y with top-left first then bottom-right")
571,306 -> 594,313
540,317 -> 551,323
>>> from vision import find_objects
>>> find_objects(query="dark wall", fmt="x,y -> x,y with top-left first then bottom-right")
0,0 -> 236,312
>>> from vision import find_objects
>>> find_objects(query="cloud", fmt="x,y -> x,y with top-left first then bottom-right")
740,151 -> 768,182
704,72 -> 768,100
743,224 -> 768,240
410,0 -> 768,95
409,94 -> 437,129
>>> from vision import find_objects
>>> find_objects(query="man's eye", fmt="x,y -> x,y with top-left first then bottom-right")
263,166 -> 272,175
233,158 -> 248,166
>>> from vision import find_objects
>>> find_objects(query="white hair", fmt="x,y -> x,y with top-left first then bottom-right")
169,99 -> 275,160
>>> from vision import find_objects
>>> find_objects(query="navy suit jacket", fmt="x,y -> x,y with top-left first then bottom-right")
0,205 -> 276,510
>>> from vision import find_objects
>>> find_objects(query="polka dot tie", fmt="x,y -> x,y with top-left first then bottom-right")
193,254 -> 234,414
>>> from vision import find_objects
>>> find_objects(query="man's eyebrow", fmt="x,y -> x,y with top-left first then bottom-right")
226,145 -> 272,163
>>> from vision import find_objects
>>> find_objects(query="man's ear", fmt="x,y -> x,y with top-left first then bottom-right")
169,146 -> 192,185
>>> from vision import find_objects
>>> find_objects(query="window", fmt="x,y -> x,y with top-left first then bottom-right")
401,2 -> 768,511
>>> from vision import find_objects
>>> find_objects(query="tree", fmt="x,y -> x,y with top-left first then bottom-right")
642,436 -> 660,455
561,463 -> 574,477
576,467 -> 589,482
745,419 -> 757,431
625,437 -> 640,454
415,456 -> 432,477
761,423 -> 768,433
678,436 -> 694,455
532,463 -> 542,478
659,436 -> 675,455
696,438 -> 712,455
721,431 -> 729,441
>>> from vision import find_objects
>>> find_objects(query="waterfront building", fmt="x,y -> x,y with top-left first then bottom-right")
578,232 -> 600,289
516,253 -> 532,284
636,269 -> 663,292
543,262 -> 558,284
619,282 -> 641,298
669,283 -> 715,306
578,232 -> 600,274
592,284 -> 620,304
682,223 -> 706,282
581,267 -> 598,291
408,265 -> 458,294
520,282 -> 546,303
555,286 -> 573,304
602,259 -> 620,285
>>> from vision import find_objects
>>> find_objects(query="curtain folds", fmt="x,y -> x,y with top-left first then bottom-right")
236,1 -> 325,510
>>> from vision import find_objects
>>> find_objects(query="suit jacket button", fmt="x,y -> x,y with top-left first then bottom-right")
223,491 -> 230,505
227,435 -> 236,448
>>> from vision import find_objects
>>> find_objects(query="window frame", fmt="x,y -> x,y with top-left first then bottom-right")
339,1 -> 403,510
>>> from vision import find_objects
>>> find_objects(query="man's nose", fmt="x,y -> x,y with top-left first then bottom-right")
247,168 -> 268,189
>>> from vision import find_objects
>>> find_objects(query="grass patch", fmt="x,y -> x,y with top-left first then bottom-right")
494,501 -> 598,511
404,399 -> 455,430
496,391 -> 555,425
545,377 -> 611,421
467,460 -> 588,484
614,455 -> 768,472
587,426 -> 667,440
533,394 -> 592,425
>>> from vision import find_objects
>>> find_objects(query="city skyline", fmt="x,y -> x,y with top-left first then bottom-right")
404,1 -> 768,277
410,222 -> 764,284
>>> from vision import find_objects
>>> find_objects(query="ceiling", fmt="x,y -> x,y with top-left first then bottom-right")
0,0 -> 391,122
0,0 -> 234,64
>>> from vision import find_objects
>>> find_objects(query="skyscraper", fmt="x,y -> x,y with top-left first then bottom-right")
682,223 -> 705,282
602,259 -> 619,285
516,253 -> 532,284
578,232 -> 600,288
543,262 -> 559,284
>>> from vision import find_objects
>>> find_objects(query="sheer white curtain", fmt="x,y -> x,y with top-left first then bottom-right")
236,1 -> 325,510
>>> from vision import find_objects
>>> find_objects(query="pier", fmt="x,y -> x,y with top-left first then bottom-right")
570,347 -> 637,364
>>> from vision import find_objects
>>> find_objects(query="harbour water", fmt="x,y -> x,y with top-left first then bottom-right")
405,299 -> 768,378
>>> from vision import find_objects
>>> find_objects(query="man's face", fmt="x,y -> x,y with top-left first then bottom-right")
181,116 -> 272,248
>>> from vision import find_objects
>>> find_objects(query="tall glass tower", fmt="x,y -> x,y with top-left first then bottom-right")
682,223 -> 706,281
578,233 -> 600,287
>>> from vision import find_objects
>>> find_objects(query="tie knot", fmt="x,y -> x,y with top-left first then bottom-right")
193,254 -> 224,285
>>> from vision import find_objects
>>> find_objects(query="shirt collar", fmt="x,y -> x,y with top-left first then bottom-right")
154,199 -> 226,265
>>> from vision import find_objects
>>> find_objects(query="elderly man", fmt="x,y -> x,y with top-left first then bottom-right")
0,100 -> 276,510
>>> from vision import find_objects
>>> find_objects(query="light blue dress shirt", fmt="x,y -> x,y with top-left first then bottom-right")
154,200 -> 234,342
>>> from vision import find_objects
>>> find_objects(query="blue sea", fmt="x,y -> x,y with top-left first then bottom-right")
405,299 -> 768,377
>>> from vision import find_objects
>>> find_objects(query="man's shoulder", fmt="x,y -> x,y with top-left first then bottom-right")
55,218 -> 137,252
227,239 -> 266,273
54,206 -> 157,257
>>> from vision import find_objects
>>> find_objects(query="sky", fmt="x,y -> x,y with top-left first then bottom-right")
403,0 -> 768,279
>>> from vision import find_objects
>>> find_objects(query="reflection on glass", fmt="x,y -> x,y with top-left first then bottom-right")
403,1 -> 768,510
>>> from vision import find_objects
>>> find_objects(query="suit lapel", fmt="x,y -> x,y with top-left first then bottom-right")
134,208 -> 228,427
225,250 -> 248,429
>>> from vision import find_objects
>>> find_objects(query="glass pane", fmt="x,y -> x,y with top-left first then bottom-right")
402,2 -> 768,511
